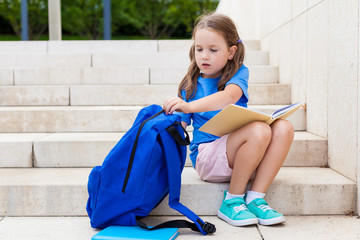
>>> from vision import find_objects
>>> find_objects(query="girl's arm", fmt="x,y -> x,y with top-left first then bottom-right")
163,84 -> 243,114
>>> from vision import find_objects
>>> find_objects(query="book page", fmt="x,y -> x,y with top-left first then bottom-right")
272,102 -> 304,120
271,102 -> 303,119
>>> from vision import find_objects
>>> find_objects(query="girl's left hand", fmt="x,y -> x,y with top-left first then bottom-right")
163,97 -> 190,115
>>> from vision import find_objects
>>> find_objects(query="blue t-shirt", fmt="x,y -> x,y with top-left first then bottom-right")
176,64 -> 249,167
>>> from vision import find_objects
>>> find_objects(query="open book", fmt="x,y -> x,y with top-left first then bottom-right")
199,102 -> 304,137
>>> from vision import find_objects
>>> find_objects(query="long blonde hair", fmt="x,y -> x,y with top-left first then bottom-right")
178,13 -> 245,100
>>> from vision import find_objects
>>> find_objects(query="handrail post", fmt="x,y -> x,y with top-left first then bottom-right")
103,0 -> 111,40
21,0 -> 28,40
48,0 -> 62,40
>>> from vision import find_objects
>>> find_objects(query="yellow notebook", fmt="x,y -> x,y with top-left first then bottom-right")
199,102 -> 304,137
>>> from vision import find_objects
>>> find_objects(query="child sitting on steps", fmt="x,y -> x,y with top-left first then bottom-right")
163,13 -> 294,226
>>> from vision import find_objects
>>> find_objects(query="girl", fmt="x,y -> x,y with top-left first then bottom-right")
163,13 -> 294,226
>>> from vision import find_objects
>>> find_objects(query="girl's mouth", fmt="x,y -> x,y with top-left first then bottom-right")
202,63 -> 211,67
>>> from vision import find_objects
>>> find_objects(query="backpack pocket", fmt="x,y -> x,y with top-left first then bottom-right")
86,166 -> 101,218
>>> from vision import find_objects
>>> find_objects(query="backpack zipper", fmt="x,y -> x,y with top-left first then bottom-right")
122,110 -> 164,193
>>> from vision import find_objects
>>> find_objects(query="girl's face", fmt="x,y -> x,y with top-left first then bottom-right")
194,28 -> 236,79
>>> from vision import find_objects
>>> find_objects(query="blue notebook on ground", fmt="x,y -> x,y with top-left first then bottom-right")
91,226 -> 179,240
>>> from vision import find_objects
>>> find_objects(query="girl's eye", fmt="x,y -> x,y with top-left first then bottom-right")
210,49 -> 218,52
196,48 -> 203,52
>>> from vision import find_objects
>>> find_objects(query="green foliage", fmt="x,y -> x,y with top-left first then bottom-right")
0,0 -> 219,40
61,0 -> 103,40
0,0 -> 48,40
0,0 -> 21,36
112,0 -> 219,39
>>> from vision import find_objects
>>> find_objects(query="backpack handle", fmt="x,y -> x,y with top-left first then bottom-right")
166,122 -> 190,146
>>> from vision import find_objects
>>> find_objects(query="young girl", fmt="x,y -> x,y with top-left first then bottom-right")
163,13 -> 294,227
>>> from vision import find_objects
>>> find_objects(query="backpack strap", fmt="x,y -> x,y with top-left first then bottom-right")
166,122 -> 190,146
165,122 -> 190,169
135,217 -> 215,233
161,123 -> 215,235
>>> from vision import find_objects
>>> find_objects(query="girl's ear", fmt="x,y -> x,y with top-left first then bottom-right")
228,45 -> 237,60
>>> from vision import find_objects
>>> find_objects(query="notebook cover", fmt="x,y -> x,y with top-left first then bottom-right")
91,226 -> 179,240
199,103 -> 304,137
199,104 -> 270,137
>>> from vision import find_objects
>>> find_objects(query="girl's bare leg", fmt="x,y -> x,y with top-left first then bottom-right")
250,119 -> 294,193
226,121 -> 272,195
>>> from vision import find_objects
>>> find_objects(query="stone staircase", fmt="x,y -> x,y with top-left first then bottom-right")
0,40 -> 356,218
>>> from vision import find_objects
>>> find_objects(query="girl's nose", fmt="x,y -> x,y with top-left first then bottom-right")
202,52 -> 210,60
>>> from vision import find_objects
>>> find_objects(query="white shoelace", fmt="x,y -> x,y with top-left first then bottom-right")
258,204 -> 273,211
233,204 -> 248,213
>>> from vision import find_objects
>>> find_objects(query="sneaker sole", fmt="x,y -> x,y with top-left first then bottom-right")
217,210 -> 258,227
258,216 -> 286,226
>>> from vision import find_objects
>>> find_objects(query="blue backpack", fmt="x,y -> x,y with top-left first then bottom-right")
86,104 -> 215,235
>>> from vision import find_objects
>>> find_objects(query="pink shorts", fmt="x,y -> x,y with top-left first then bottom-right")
195,134 -> 232,183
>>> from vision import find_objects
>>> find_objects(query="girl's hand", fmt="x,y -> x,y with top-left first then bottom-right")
163,97 -> 190,115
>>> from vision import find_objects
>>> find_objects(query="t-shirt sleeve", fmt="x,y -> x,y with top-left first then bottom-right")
225,65 -> 249,103
174,89 -> 192,125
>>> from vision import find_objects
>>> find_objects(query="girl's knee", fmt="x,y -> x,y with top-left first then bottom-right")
248,121 -> 272,144
272,120 -> 294,140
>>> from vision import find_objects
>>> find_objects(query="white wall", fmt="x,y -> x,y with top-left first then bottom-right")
216,0 -> 262,40
358,20 -> 360,214
217,0 -> 359,214
262,0 -> 359,181
327,0 -> 358,184
359,0 -> 360,217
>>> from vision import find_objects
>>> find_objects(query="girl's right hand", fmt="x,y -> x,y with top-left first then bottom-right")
163,97 -> 190,115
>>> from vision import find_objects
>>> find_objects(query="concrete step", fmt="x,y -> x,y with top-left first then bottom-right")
80,84 -> 291,106
154,167 -> 356,216
0,50 -> 267,68
0,133 -> 48,167
0,106 -> 141,133
13,67 -> 150,85
0,53 -> 92,68
0,40 -> 260,54
0,68 -> 13,85
49,39 -> 260,53
0,84 -> 290,106
3,65 -> 278,85
0,167 -> 355,216
0,105 -> 306,132
92,51 -> 269,67
15,131 -> 324,168
0,85 -> 70,106
0,131 -> 327,168
247,83 -> 290,105
150,65 -> 278,84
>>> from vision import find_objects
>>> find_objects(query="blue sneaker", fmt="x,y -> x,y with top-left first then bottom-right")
246,198 -> 285,225
217,191 -> 258,226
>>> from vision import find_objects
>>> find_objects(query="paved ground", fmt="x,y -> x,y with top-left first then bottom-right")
0,216 -> 359,240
